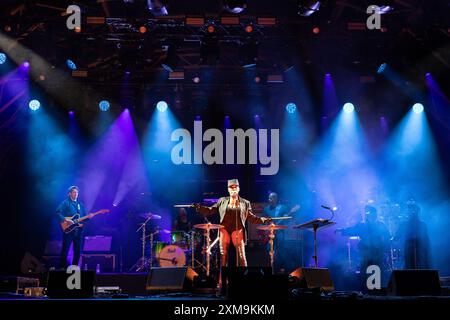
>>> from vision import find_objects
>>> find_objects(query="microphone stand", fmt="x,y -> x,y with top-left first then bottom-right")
134,216 -> 151,272
234,198 -> 239,267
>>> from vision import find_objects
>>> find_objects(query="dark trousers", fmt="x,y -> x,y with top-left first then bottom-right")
60,229 -> 83,269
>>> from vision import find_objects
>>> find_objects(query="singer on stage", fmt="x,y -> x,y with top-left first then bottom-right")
195,179 -> 271,267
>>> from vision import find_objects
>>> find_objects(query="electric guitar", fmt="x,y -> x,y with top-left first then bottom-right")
60,209 -> 109,234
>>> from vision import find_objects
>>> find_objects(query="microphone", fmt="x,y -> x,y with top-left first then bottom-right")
321,205 -> 331,210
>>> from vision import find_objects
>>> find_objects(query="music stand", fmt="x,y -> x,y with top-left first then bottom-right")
293,218 -> 336,268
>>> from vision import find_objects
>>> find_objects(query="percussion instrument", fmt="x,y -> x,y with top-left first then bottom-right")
157,245 -> 187,267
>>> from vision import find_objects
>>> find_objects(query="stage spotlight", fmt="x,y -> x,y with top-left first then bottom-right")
245,24 -> 253,33
99,100 -> 111,111
139,26 -> 147,34
207,25 -> 215,34
29,99 -> 41,111
298,1 -> 321,17
413,103 -> 424,114
223,0 -> 247,14
156,100 -> 168,112
377,62 -> 387,74
286,103 -> 297,114
378,5 -> 394,14
23,61 -> 30,68
66,59 -> 77,71
192,76 -> 200,83
312,27 -> 320,34
343,102 -> 354,113
0,53 -> 6,65
147,0 -> 168,16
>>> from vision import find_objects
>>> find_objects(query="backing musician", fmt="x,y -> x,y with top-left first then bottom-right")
336,205 -> 391,274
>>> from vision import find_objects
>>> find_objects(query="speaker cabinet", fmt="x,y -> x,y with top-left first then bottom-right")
289,267 -> 334,292
147,267 -> 206,291
387,269 -> 441,296
46,270 -> 95,298
96,273 -> 148,296
222,266 -> 289,300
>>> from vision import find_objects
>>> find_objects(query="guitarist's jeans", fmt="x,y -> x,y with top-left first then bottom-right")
60,228 -> 83,269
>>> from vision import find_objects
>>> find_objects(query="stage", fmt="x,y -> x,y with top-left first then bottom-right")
1,0 -> 450,317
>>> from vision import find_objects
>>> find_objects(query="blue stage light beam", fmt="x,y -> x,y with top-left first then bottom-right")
98,100 -> 110,111
27,99 -> 80,204
28,99 -> 41,111
156,100 -> 168,112
377,63 -> 387,74
0,52 -> 6,65
413,103 -> 424,114
343,102 -> 354,113
286,103 -> 297,114
66,59 -> 77,70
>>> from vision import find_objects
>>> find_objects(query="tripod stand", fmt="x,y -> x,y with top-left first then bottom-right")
129,217 -> 160,272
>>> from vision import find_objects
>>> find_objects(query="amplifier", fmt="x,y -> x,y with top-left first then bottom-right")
0,276 -> 40,294
80,254 -> 116,273
83,236 -> 112,252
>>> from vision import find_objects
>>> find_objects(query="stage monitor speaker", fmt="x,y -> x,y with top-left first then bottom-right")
146,267 -> 198,292
96,273 -> 148,296
387,269 -> 441,296
289,267 -> 334,292
222,266 -> 289,300
46,270 -> 95,298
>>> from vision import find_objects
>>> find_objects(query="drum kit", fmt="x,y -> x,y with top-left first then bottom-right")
129,212 -> 222,274
130,207 -> 336,275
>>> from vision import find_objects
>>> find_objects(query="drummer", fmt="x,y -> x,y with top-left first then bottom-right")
173,208 -> 192,232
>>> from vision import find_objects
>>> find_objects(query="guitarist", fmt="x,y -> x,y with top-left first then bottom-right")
56,186 -> 91,269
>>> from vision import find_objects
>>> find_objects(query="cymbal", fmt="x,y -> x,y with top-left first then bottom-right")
193,223 -> 224,230
257,224 -> 288,231
140,212 -> 162,220
174,204 -> 195,208
156,227 -> 171,234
